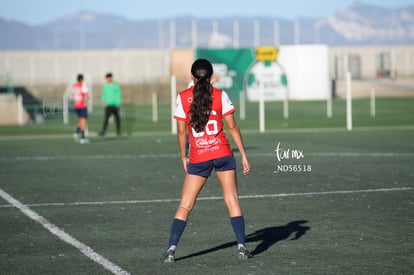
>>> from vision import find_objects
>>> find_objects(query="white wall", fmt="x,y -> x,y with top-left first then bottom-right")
1,45 -> 413,88
0,49 -> 171,86
279,45 -> 331,100
330,45 -> 414,79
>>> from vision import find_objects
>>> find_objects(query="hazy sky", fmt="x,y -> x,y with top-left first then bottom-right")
1,0 -> 413,25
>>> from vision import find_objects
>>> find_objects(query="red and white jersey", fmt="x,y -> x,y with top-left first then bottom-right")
174,87 -> 235,164
72,82 -> 88,109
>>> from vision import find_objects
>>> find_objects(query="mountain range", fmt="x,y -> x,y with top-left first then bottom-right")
1,1 -> 413,50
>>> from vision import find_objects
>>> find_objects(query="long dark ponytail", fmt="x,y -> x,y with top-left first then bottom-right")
190,59 -> 213,132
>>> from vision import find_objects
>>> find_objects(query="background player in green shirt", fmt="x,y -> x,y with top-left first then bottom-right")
99,73 -> 122,136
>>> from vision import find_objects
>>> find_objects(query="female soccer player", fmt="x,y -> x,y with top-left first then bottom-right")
72,74 -> 89,144
160,59 -> 252,262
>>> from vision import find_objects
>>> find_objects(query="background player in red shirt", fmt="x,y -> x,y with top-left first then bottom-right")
160,59 -> 252,262
72,74 -> 89,144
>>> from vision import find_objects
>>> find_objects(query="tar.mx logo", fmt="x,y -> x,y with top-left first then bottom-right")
274,142 -> 311,174
275,142 -> 304,161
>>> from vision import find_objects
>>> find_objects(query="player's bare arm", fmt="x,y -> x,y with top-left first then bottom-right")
177,120 -> 189,173
223,114 -> 250,175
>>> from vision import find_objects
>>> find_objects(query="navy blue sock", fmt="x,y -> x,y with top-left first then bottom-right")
167,218 -> 187,250
75,127 -> 81,134
230,216 -> 246,247
80,130 -> 85,139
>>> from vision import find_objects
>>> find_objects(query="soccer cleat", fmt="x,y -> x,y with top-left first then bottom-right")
238,246 -> 253,260
79,138 -> 90,144
73,133 -> 80,142
160,249 -> 175,263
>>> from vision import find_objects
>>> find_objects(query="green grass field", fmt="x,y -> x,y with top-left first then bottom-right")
0,97 -> 413,274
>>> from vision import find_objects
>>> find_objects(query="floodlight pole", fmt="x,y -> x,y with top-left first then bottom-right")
259,83 -> 265,133
254,20 -> 260,47
240,90 -> 245,121
346,71 -> 352,131
87,74 -> 93,113
191,20 -> 197,48
327,82 -> 332,118
233,20 -> 239,48
171,75 -> 177,134
294,20 -> 300,45
152,92 -> 158,122
63,94 -> 69,125
170,20 -> 176,49
370,88 -> 376,118
273,20 -> 280,46
283,89 -> 289,119
17,94 -> 23,126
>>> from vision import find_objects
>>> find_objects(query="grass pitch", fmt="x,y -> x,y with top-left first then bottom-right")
0,97 -> 413,274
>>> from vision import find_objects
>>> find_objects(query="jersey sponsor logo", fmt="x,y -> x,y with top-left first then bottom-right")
197,145 -> 220,155
195,136 -> 219,147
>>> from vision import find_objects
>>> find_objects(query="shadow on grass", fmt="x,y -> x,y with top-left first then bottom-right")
175,220 -> 310,261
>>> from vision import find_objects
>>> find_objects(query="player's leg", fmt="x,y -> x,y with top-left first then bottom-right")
74,118 -> 81,142
217,170 -> 252,259
100,107 -> 111,136
216,170 -> 242,217
215,156 -> 252,259
79,117 -> 89,144
77,108 -> 89,144
73,109 -> 82,142
175,174 -> 207,221
113,107 -> 121,135
79,117 -> 86,135
161,174 -> 207,262
76,119 -> 81,133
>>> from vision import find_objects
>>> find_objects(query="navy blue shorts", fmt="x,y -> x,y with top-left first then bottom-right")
75,108 -> 88,118
187,155 -> 236,178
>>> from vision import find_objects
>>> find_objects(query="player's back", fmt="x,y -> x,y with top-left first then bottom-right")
72,82 -> 87,109
176,86 -> 235,163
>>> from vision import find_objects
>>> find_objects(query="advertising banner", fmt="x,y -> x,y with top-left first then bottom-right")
196,45 -> 330,101
195,48 -> 254,100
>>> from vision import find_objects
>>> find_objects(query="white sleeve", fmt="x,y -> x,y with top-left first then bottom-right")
82,84 -> 89,94
174,95 -> 186,119
221,91 -> 235,115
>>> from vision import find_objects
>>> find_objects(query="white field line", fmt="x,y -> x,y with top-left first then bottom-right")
0,153 -> 179,161
0,188 -> 130,275
0,187 -> 412,209
1,152 -> 413,162
242,125 -> 414,134
307,152 -> 414,157
249,152 -> 414,157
